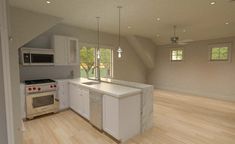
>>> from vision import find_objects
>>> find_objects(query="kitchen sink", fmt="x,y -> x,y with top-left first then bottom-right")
82,81 -> 100,85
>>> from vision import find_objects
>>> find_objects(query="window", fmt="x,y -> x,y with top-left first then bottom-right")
171,49 -> 183,61
100,48 -> 113,78
209,43 -> 231,61
80,45 -> 113,78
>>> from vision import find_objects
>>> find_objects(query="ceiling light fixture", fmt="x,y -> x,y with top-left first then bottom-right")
156,18 -> 161,21
183,29 -> 186,33
46,0 -> 51,4
156,34 -> 160,37
210,1 -> 216,5
96,16 -> 101,81
225,22 -> 229,25
127,26 -> 132,29
117,6 -> 123,58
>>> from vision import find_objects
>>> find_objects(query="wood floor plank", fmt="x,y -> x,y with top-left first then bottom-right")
23,89 -> 235,144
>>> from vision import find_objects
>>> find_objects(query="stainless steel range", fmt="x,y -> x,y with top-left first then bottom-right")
25,79 -> 59,119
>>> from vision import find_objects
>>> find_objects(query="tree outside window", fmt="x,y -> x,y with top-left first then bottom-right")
80,46 -> 113,78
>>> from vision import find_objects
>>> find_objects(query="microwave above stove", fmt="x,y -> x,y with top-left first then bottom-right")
20,47 -> 55,66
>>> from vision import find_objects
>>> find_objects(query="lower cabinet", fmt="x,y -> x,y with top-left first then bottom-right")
103,94 -> 141,142
57,80 -> 69,110
69,83 -> 80,113
82,89 -> 90,119
69,83 -> 90,120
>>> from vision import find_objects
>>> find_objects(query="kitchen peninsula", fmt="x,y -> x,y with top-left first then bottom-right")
67,78 -> 154,142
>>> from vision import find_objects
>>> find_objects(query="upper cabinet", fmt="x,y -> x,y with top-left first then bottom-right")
52,35 -> 79,65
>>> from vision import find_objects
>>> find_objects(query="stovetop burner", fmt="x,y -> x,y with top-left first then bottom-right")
24,79 -> 55,85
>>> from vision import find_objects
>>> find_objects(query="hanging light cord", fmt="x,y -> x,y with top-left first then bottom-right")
173,25 -> 176,37
118,6 -> 122,48
97,17 -> 100,51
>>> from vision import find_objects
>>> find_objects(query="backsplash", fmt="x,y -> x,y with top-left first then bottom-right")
20,66 -> 77,81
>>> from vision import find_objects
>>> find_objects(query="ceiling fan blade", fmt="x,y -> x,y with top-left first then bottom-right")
179,39 -> 193,43
177,42 -> 187,45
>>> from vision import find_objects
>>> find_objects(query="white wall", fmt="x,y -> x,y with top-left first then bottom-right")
127,35 -> 155,69
148,36 -> 235,101
10,7 -> 61,49
0,35 -> 8,144
21,23 -> 147,83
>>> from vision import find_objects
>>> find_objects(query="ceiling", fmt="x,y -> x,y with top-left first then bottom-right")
9,0 -> 235,45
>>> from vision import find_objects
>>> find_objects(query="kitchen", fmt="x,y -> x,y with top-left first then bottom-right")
1,0 -> 235,144
14,1 -> 154,143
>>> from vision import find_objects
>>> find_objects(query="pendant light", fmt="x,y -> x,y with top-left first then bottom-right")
96,16 -> 101,81
96,17 -> 101,59
117,6 -> 123,58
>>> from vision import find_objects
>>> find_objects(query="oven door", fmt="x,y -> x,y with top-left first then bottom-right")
26,91 -> 58,117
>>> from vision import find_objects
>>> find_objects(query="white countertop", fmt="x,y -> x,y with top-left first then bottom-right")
69,78 -> 142,98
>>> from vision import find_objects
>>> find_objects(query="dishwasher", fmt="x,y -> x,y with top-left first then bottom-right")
89,91 -> 103,130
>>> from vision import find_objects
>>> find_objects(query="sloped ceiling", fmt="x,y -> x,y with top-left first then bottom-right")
9,7 -> 62,49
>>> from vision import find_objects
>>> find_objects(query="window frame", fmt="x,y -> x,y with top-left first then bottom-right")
208,43 -> 232,62
79,42 -> 114,78
170,48 -> 184,62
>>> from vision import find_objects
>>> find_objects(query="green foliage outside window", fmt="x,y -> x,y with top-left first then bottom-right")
80,46 -> 112,78
80,47 -> 95,78
211,47 -> 229,61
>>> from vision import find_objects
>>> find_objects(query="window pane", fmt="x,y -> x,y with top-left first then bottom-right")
177,55 -> 183,60
219,47 -> 228,60
172,50 -> 177,56
172,55 -> 177,60
211,47 -> 229,60
177,50 -> 183,55
80,46 -> 95,78
100,48 -> 112,78
171,49 -> 183,61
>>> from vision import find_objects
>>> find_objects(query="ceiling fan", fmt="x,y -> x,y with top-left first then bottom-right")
170,25 -> 193,45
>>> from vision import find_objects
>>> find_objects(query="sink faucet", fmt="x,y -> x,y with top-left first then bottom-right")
92,64 -> 101,82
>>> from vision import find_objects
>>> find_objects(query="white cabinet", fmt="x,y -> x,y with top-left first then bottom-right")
69,83 -> 80,113
57,80 -> 69,110
103,94 -> 141,142
82,88 -> 90,120
69,83 -> 90,120
52,35 -> 79,65
103,95 -> 119,138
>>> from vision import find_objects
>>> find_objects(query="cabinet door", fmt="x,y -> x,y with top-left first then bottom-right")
57,81 -> 69,110
75,86 -> 83,114
53,35 -> 68,65
82,88 -> 90,120
69,83 -> 80,113
67,37 -> 79,65
103,95 -> 119,139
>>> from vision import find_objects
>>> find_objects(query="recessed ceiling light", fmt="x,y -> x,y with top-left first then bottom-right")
210,1 -> 216,5
156,34 -> 160,37
46,0 -> 51,4
127,26 -> 132,29
225,22 -> 229,25
156,18 -> 161,21
183,29 -> 186,33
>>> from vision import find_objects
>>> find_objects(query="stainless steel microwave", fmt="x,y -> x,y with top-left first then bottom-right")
20,47 -> 55,66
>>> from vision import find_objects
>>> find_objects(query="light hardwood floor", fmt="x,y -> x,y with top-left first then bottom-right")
23,90 -> 235,144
